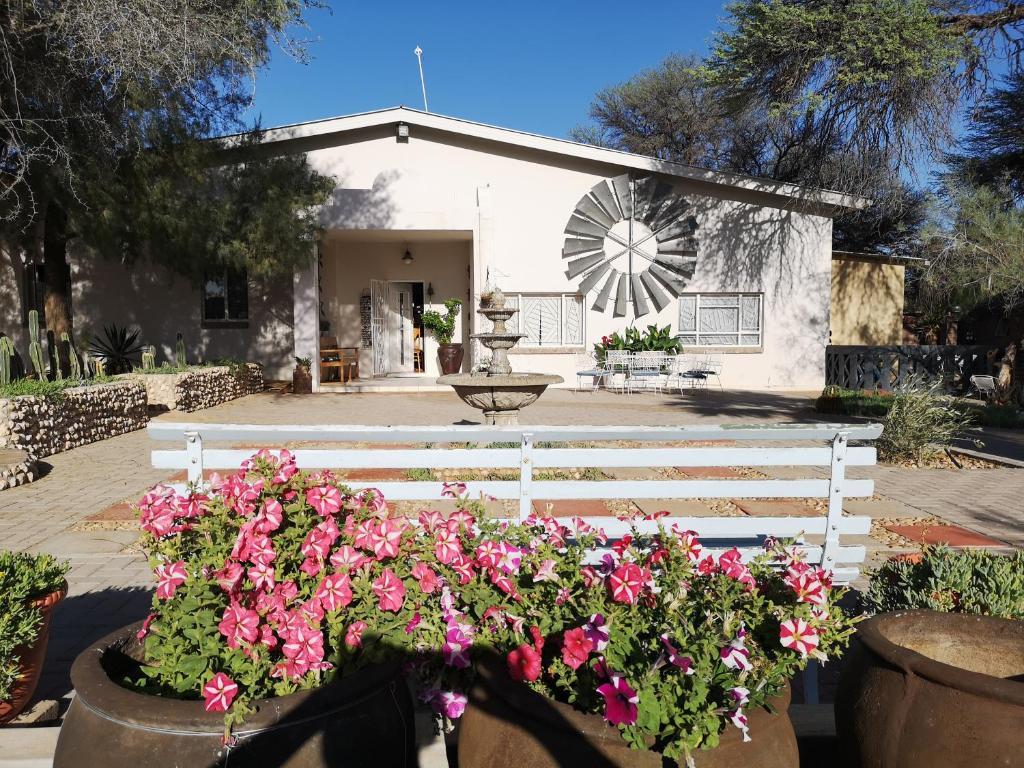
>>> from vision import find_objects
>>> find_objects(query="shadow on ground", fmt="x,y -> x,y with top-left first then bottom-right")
658,390 -> 825,421
36,586 -> 153,704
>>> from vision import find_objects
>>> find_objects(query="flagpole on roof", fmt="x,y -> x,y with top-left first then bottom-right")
414,46 -> 429,112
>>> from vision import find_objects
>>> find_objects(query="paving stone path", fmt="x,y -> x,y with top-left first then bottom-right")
0,389 -> 1020,705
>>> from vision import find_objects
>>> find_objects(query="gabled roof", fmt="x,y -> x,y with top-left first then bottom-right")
252,106 -> 868,213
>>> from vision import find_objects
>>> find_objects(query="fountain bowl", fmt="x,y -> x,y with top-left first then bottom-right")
438,372 -> 563,425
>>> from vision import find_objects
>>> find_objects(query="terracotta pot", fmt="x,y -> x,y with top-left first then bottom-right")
437,343 -> 464,375
0,582 -> 66,725
835,610 -> 1024,768
55,622 -> 416,767
458,654 -> 798,768
291,365 -> 312,394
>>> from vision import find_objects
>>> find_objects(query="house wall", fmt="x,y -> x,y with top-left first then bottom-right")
319,238 -> 472,377
297,124 -> 835,389
0,246 -> 296,379
830,257 -> 905,346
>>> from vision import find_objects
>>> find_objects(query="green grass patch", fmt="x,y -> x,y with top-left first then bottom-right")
0,375 -> 117,400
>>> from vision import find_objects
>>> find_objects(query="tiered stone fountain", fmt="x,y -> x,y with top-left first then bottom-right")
438,288 -> 562,425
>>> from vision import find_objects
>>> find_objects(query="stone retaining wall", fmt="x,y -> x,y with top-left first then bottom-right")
0,381 -> 148,459
0,450 -> 37,490
135,363 -> 263,412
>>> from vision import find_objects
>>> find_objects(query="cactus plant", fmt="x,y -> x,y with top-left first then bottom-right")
51,334 -> 63,381
175,333 -> 187,369
62,332 -> 82,380
27,309 -> 45,379
0,336 -> 13,386
141,345 -> 156,371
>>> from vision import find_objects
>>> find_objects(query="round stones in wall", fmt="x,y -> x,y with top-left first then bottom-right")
562,173 -> 698,318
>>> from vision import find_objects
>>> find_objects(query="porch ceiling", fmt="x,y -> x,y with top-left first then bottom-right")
322,229 -> 473,243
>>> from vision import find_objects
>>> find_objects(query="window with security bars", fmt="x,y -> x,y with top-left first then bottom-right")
504,293 -> 584,347
678,293 -> 762,347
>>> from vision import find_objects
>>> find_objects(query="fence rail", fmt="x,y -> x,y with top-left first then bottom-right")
825,345 -> 993,391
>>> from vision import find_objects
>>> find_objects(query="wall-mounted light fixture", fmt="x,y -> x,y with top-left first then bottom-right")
402,248 -> 414,265
396,123 -> 410,142
426,282 -> 434,299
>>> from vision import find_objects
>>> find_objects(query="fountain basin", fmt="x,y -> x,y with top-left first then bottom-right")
438,373 -> 563,425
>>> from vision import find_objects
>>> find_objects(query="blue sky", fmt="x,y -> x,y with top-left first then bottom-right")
249,1 -> 728,138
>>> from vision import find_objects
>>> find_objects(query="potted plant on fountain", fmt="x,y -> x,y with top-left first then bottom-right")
0,552 -> 69,725
835,545 -> 1024,768
423,298 -> 464,374
458,519 -> 857,768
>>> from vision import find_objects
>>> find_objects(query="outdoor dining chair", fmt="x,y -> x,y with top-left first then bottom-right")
627,351 -> 668,394
603,350 -> 630,393
969,374 -> 998,401
574,353 -> 608,392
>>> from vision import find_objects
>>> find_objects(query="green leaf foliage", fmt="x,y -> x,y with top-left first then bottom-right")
866,546 -> 1024,619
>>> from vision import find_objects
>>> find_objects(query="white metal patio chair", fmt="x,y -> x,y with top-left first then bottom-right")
694,356 -> 724,390
627,351 -> 668,393
668,354 -> 708,392
603,350 -> 630,393
574,353 -> 608,392
969,374 -> 998,402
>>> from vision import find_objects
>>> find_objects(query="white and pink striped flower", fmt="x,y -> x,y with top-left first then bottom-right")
780,618 -> 820,657
155,561 -> 187,600
202,673 -> 238,713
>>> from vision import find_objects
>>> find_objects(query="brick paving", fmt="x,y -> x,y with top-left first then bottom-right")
0,389 -> 1020,709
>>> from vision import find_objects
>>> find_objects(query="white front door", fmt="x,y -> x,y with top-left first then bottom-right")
388,282 -> 415,373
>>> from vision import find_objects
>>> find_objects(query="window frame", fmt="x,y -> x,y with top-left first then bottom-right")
677,292 -> 763,349
201,268 -> 250,329
505,292 -> 586,349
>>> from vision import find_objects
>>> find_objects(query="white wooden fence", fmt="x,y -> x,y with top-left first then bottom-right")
148,422 -> 882,586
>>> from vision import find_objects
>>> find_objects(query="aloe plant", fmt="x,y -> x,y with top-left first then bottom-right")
88,324 -> 144,374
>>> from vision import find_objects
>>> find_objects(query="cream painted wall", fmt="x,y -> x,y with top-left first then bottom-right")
319,238 -> 472,377
292,124 -> 835,389
830,257 -> 904,346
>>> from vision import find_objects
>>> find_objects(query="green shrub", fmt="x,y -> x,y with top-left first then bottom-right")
0,375 -> 114,400
813,387 -> 894,417
422,298 -> 462,345
876,381 -> 976,463
865,546 -> 1024,620
0,552 -> 69,701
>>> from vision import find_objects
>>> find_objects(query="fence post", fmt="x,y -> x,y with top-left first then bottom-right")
519,432 -> 534,520
185,431 -> 203,486
822,431 -> 848,571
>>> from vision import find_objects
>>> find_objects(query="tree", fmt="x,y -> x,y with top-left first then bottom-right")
571,54 -> 928,255
710,0 -> 1024,174
0,0 -> 327,357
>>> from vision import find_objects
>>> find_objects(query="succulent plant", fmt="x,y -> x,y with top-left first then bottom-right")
62,332 -> 81,380
27,310 -> 45,379
175,333 -> 187,368
0,336 -> 13,386
141,345 -> 156,371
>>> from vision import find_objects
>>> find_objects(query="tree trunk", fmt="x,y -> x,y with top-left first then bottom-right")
42,202 -> 72,376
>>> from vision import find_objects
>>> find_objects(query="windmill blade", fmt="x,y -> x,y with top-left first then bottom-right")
565,252 -> 608,279
648,263 -> 691,296
639,270 -> 670,311
655,218 -> 698,243
631,175 -> 658,220
641,180 -> 676,225
592,269 -> 619,312
579,260 -> 614,295
565,214 -> 607,239
631,273 -> 651,318
656,236 -> 699,255
591,181 -> 623,222
613,273 -> 629,317
576,196 -> 617,229
646,195 -> 690,231
562,237 -> 604,258
653,253 -> 698,278
611,175 -> 633,219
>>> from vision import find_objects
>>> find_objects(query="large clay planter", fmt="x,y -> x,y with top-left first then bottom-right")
0,582 -> 66,725
459,654 -> 799,768
835,610 -> 1024,768
56,622 -> 416,768
437,343 -> 464,375
291,365 -> 312,394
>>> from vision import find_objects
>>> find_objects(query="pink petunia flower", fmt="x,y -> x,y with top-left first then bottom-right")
315,573 -> 353,612
431,690 -> 467,720
496,542 -> 522,575
247,561 -> 275,592
608,563 -> 644,605
583,614 -> 611,651
345,620 -> 368,649
441,481 -> 467,498
434,527 -> 462,564
372,568 -> 406,612
253,498 -> 284,534
730,686 -> 750,706
306,485 -> 342,517
218,603 -> 259,649
730,709 -> 751,742
780,617 -> 820,657
597,675 -> 639,726
136,612 -> 158,641
368,519 -> 403,560
474,540 -> 502,569
155,561 -> 187,600
202,673 -> 239,712
720,642 -> 752,671
214,561 -> 244,595
442,627 -> 472,669
660,634 -> 695,674
786,572 -> 827,606
561,627 -> 594,670
330,544 -> 367,572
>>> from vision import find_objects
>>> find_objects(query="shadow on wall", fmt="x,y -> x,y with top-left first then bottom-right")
687,192 -> 830,387
830,257 -> 904,346
63,168 -> 399,378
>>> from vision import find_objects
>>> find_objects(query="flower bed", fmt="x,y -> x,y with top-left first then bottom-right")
135,363 -> 263,412
0,380 -> 147,459
128,453 -> 854,763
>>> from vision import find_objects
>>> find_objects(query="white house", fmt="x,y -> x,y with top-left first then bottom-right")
1,107 -> 868,391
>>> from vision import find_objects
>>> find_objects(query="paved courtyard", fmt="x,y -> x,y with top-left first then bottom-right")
1,388 -> 1021,706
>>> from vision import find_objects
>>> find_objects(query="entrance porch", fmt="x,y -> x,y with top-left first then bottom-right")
317,230 -> 474,385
